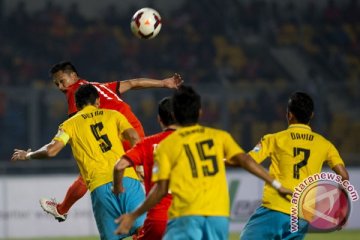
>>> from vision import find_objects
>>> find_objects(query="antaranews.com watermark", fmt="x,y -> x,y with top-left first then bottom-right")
291,172 -> 359,233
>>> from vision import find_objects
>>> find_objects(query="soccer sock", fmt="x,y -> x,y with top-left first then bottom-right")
57,175 -> 88,215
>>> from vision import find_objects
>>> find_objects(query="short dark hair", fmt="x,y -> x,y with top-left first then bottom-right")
49,61 -> 78,77
158,97 -> 176,126
287,92 -> 314,124
172,85 -> 201,125
75,84 -> 99,110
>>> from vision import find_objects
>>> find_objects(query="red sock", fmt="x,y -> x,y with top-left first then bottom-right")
57,175 -> 87,215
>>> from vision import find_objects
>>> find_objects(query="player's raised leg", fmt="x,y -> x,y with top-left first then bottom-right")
40,175 -> 87,222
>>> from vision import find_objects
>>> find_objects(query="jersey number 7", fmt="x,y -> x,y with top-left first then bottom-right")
293,147 -> 310,179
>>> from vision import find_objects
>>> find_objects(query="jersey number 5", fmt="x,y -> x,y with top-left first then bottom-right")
293,147 -> 310,179
184,139 -> 219,178
90,122 -> 112,153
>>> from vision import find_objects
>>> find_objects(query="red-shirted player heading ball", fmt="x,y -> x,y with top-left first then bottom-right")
131,8 -> 162,39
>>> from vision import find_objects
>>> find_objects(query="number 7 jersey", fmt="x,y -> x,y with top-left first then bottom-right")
53,105 -> 138,192
249,123 -> 345,215
152,124 -> 244,219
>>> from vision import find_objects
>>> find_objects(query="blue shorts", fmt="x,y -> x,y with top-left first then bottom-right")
91,177 -> 146,240
240,206 -> 309,240
163,216 -> 229,240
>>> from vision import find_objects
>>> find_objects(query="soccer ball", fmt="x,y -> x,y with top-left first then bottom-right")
130,8 -> 162,39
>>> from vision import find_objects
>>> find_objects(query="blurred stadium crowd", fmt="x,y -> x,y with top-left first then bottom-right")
0,0 -> 359,167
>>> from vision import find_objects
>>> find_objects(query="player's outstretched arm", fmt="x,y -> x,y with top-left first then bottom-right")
118,73 -> 183,94
11,140 -> 65,161
114,180 -> 169,235
332,164 -> 349,181
113,157 -> 133,195
230,153 -> 293,197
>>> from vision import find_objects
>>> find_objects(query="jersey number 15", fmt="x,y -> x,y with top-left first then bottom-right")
184,139 -> 219,178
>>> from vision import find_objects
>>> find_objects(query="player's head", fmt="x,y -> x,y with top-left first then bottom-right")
75,84 -> 100,110
287,91 -> 314,124
158,97 -> 176,128
172,85 -> 201,126
50,61 -> 79,93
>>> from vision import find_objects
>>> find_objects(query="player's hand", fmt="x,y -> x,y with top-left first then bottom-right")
112,185 -> 125,195
114,213 -> 136,235
163,73 -> 183,89
11,149 -> 31,161
277,186 -> 293,201
136,165 -> 145,182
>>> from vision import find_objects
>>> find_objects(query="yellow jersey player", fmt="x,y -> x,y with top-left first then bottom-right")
114,85 -> 292,240
11,84 -> 146,240
41,61 -> 182,223
240,91 -> 349,240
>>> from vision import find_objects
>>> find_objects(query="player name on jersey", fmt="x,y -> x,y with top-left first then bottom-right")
290,132 -> 314,141
81,110 -> 104,119
179,127 -> 205,137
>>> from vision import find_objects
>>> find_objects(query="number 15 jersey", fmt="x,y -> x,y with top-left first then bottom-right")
152,124 -> 244,219
249,123 -> 345,215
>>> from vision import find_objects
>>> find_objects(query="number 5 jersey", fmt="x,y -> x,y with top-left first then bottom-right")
65,79 -> 145,150
53,105 -> 139,192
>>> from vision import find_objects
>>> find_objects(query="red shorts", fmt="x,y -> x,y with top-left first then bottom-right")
137,218 -> 167,240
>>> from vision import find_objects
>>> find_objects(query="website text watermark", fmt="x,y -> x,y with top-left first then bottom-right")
290,172 -> 358,233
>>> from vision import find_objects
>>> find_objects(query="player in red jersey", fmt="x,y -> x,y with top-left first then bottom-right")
113,97 -> 176,240
40,61 -> 182,222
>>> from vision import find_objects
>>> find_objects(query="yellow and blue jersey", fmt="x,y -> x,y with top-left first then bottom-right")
53,105 -> 138,192
249,123 -> 345,215
152,124 -> 244,219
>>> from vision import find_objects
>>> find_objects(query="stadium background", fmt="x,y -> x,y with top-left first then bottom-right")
0,0 -> 359,239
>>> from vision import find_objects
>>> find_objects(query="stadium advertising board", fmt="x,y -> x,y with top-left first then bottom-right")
0,169 -> 359,238
0,176 -> 98,238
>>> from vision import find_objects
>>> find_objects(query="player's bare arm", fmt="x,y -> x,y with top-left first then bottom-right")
114,180 -> 169,235
118,73 -> 183,93
122,128 -> 141,147
332,164 -> 349,181
11,140 -> 65,161
229,153 -> 293,197
113,157 -> 133,194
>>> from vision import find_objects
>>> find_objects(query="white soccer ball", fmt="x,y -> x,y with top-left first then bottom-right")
130,8 -> 162,39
